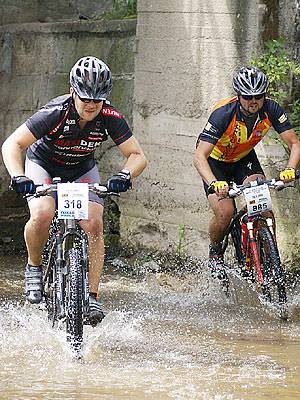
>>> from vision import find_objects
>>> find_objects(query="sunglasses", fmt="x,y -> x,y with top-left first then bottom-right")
240,94 -> 265,101
76,93 -> 103,104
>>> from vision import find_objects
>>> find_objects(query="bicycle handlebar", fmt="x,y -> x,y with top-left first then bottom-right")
227,178 -> 292,199
208,176 -> 298,198
33,182 -> 120,199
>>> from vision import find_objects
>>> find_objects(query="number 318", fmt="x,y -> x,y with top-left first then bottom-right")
64,199 -> 82,209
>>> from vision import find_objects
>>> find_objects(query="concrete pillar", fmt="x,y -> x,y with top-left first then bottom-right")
124,0 -> 263,257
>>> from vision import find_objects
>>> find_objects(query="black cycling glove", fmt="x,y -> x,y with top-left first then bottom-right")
107,170 -> 132,193
10,175 -> 35,194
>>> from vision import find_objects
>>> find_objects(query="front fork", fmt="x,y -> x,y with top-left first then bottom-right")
55,221 -> 90,319
55,231 -> 65,318
81,238 -> 89,317
244,217 -> 274,285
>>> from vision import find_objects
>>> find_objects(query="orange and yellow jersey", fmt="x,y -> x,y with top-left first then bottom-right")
197,96 -> 292,162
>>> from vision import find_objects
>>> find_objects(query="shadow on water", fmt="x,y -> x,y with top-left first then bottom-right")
1,254 -> 300,399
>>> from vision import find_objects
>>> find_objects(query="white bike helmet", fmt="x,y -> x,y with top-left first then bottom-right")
233,66 -> 269,95
70,56 -> 112,100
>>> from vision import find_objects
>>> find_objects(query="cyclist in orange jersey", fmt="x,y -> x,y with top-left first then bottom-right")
193,66 -> 300,283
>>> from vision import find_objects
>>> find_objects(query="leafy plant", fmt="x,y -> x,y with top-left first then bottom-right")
103,0 -> 137,20
252,39 -> 300,139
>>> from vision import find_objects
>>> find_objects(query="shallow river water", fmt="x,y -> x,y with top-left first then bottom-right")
1,255 -> 300,400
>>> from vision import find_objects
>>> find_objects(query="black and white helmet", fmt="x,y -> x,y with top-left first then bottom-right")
233,66 -> 269,95
70,56 -> 112,100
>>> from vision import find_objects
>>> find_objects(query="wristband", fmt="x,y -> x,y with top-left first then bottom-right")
120,169 -> 131,177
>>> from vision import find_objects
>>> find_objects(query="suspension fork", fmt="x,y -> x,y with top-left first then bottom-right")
55,229 -> 65,317
246,219 -> 264,285
266,216 -> 276,241
64,219 -> 90,316
55,219 -> 77,318
80,232 -> 89,316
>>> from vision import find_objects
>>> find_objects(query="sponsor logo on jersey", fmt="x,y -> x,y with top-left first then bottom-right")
66,119 -> 76,124
205,122 -> 218,134
63,126 -> 70,132
56,139 -> 81,146
79,139 -> 102,148
102,108 -> 122,118
278,114 -> 288,124
205,122 -> 212,131
89,131 -> 105,136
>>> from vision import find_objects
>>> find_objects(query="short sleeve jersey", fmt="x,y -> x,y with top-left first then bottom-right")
197,97 -> 292,162
26,95 -> 133,180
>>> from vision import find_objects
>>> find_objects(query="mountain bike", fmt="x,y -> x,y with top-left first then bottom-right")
213,177 -> 295,318
34,178 -> 116,354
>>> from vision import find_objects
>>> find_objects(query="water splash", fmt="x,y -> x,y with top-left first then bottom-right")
1,257 -> 300,399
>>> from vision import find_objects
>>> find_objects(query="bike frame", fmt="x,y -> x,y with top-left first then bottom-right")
31,180 -> 117,352
239,209 -> 276,285
43,215 -> 89,323
222,177 -> 288,286
213,176 -> 296,313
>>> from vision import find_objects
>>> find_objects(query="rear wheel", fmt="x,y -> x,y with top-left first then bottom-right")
65,248 -> 83,353
256,227 -> 287,318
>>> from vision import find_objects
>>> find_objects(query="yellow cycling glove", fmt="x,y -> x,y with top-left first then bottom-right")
279,167 -> 295,181
209,180 -> 229,193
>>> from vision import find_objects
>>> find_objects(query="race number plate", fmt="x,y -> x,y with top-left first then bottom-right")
57,183 -> 89,220
244,184 -> 272,217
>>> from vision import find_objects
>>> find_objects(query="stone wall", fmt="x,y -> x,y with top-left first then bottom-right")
0,0 -> 112,25
0,17 -> 136,249
125,0 -> 262,257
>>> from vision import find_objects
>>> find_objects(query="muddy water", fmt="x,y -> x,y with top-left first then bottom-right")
1,255 -> 300,400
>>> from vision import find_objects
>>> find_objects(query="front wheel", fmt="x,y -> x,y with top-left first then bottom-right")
65,248 -> 83,353
256,227 -> 287,316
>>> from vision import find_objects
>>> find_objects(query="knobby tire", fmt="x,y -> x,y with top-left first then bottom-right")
65,248 -> 83,353
256,226 -> 287,312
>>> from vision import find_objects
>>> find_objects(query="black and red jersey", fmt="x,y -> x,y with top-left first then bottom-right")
197,97 -> 292,162
26,95 -> 132,179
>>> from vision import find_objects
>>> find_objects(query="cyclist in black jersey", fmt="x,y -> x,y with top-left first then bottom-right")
193,66 -> 300,283
2,56 -> 147,323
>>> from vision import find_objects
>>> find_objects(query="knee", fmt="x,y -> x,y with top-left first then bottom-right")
84,218 -> 103,237
215,208 -> 234,226
30,209 -> 53,230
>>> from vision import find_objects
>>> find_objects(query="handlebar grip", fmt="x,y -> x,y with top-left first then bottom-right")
207,185 -> 215,195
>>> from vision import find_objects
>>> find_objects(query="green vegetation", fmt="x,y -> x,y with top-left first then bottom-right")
252,39 -> 300,138
103,0 -> 137,20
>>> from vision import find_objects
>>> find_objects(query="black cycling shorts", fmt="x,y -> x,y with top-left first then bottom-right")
203,150 -> 265,196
